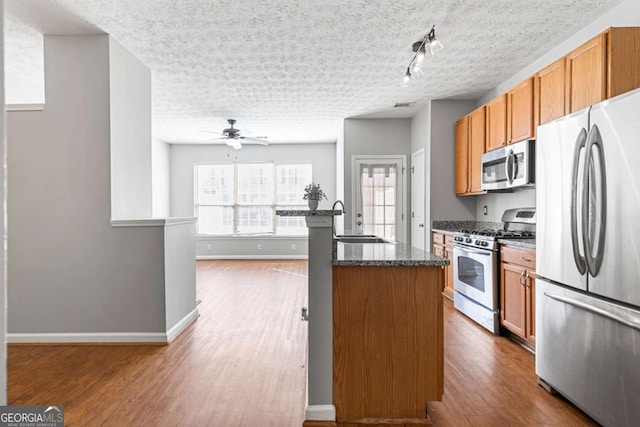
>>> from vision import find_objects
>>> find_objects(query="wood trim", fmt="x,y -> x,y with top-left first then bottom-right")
303,421 -> 338,427
337,416 -> 432,424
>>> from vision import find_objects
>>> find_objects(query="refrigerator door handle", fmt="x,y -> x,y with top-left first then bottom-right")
570,128 -> 588,275
582,124 -> 607,277
544,292 -> 640,332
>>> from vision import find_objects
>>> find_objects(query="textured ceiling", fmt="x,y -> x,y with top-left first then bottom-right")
6,0 -> 623,143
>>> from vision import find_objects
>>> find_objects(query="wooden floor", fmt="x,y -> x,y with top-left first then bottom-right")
8,260 -> 597,426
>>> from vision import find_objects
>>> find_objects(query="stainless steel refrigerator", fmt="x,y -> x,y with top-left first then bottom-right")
536,88 -> 640,427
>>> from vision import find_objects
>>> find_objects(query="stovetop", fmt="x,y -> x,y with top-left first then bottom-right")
453,229 -> 535,250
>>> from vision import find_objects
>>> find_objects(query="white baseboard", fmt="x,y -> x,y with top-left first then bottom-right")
196,255 -> 308,260
305,405 -> 336,421
7,308 -> 200,344
166,308 -> 199,343
7,332 -> 168,344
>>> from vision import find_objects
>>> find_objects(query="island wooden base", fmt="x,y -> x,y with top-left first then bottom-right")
303,421 -> 338,427
333,265 -> 444,424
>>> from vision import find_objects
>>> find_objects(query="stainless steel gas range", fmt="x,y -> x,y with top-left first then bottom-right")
452,208 -> 536,334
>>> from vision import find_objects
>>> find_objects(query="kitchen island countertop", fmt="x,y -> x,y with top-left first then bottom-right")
333,241 -> 449,267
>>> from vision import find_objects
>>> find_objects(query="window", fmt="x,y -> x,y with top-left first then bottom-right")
359,163 -> 398,241
195,162 -> 312,236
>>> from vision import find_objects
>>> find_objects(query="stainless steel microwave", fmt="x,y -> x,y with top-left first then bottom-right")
481,139 -> 535,191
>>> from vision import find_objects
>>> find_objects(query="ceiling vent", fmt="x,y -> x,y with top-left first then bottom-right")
394,102 -> 416,108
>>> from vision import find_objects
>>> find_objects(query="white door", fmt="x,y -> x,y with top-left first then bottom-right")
353,156 -> 406,242
411,149 -> 426,250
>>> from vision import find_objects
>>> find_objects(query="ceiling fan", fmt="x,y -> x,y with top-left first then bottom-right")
201,119 -> 269,150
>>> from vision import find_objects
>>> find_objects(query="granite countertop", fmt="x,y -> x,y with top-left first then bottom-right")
497,238 -> 536,250
276,209 -> 341,216
333,241 -> 449,267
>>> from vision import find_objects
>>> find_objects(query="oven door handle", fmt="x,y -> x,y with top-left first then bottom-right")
453,244 -> 492,256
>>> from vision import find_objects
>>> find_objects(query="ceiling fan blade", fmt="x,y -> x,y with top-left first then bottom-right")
240,136 -> 269,146
225,139 -> 242,150
200,130 -> 224,135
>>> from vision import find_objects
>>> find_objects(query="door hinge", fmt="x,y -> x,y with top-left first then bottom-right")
412,211 -> 415,218
411,166 -> 415,173
402,213 -> 405,220
402,167 -> 405,174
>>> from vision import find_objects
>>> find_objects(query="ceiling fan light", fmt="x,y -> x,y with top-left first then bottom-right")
402,69 -> 411,87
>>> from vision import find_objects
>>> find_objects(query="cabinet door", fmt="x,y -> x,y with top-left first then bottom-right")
509,78 -> 535,143
468,107 -> 486,193
454,117 -> 469,195
486,94 -> 507,151
566,32 -> 607,113
525,273 -> 536,345
500,263 -> 526,338
536,58 -> 566,125
443,246 -> 454,300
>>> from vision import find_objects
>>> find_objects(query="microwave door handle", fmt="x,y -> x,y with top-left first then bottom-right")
582,124 -> 607,277
505,150 -> 514,185
570,128 -> 588,275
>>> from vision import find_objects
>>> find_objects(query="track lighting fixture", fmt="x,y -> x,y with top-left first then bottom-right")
402,25 -> 443,85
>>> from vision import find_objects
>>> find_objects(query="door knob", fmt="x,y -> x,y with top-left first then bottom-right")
418,223 -> 424,228
357,213 -> 362,218
357,221 -> 362,226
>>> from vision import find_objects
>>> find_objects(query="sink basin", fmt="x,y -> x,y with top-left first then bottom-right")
334,235 -> 390,244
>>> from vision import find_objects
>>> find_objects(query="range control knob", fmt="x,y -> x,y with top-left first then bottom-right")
481,241 -> 489,247
465,237 -> 472,243
475,240 -> 481,245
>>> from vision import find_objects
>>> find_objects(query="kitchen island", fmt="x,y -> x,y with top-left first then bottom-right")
276,209 -> 448,427
333,242 -> 447,426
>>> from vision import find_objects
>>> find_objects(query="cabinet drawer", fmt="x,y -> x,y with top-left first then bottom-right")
501,246 -> 536,270
445,235 -> 454,247
432,245 -> 445,257
433,233 -> 444,245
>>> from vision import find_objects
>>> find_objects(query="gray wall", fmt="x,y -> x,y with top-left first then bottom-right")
170,142 -> 336,257
429,100 -> 477,222
7,35 -> 166,334
109,38 -> 152,219
343,118 -> 412,241
152,138 -> 171,217
0,1 -> 7,404
164,222 -> 196,330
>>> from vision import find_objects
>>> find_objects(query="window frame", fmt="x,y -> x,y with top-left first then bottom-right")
194,161 -> 312,237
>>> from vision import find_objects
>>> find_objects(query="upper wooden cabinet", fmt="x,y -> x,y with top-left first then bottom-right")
454,107 -> 486,196
566,27 -> 640,114
535,57 -> 566,125
454,117 -> 469,195
468,106 -> 486,194
566,32 -> 607,113
508,77 -> 535,143
486,94 -> 507,151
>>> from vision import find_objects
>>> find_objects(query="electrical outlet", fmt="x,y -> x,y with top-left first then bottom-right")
483,205 -> 488,216
206,244 -> 212,250
291,243 -> 296,250
257,244 -> 262,250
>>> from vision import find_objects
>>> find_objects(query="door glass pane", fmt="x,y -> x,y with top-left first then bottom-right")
458,256 -> 485,292
360,163 -> 398,241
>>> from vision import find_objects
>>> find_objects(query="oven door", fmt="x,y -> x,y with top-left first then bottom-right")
452,244 -> 497,310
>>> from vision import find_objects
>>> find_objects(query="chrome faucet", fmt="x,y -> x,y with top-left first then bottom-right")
331,200 -> 346,237
331,200 -> 346,214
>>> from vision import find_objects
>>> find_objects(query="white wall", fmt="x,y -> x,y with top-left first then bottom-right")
109,38 -> 152,219
164,222 -> 196,331
0,0 -> 7,404
343,118 -> 412,241
7,35 -> 167,336
152,138 -> 171,217
170,142 -> 336,257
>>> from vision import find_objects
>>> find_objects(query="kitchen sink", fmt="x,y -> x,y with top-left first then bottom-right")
334,235 -> 391,244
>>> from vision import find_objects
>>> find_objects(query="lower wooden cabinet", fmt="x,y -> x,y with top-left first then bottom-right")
432,232 -> 454,299
500,245 -> 536,348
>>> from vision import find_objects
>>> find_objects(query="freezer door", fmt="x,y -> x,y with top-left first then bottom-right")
536,279 -> 640,427
536,110 -> 588,291
588,89 -> 640,307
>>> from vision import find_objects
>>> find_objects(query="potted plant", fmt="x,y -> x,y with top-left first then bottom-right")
303,182 -> 327,210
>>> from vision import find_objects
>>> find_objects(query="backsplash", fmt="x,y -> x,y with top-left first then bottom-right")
475,188 -> 536,222
432,220 -> 503,232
